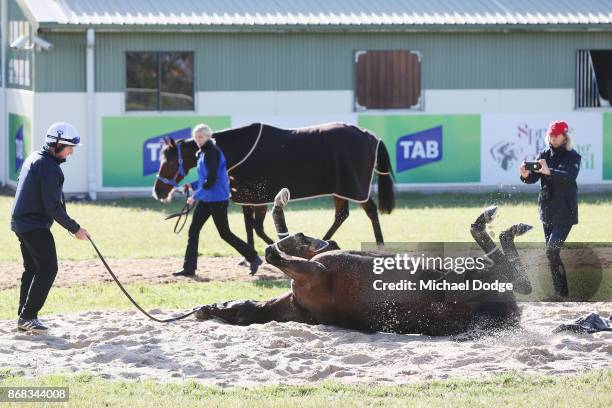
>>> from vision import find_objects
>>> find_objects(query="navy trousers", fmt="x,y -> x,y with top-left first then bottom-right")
15,229 -> 58,319
543,223 -> 572,297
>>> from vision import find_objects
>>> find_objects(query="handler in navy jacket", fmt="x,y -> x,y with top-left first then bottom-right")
519,120 -> 581,298
11,122 -> 90,333
173,124 -> 263,277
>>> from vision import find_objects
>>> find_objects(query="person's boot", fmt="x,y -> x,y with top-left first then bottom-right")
550,263 -> 569,298
17,318 -> 48,333
546,247 -> 569,299
173,268 -> 195,277
249,256 -> 263,276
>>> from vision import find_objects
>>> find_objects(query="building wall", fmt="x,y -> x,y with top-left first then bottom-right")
33,92 -> 88,192
16,28 -> 612,192
34,30 -> 612,94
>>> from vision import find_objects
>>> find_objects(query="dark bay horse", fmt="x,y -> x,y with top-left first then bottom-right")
153,122 -> 395,246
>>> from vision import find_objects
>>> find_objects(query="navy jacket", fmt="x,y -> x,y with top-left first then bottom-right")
521,146 -> 581,225
11,149 -> 80,234
190,140 -> 230,202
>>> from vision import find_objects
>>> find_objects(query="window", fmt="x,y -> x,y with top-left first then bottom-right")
354,50 -> 422,111
576,50 -> 612,108
126,52 -> 194,111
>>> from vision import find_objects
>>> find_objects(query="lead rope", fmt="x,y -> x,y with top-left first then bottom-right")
165,199 -> 194,234
87,236 -> 198,323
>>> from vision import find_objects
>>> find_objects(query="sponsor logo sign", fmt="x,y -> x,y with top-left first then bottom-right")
396,126 -> 443,172
358,115 -> 480,183
102,116 -> 230,187
481,113 -> 602,184
142,128 -> 191,176
8,113 -> 30,181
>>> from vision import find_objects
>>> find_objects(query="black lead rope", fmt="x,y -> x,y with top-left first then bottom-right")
164,202 -> 194,234
87,236 -> 198,323
164,190 -> 194,234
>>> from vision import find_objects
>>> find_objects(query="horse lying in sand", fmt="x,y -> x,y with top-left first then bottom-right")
195,190 -> 533,335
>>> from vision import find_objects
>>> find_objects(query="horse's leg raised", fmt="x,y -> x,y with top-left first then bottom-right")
322,197 -> 349,241
360,198 -> 384,248
470,207 -> 530,295
253,205 -> 274,244
499,223 -> 533,294
196,292 -> 313,325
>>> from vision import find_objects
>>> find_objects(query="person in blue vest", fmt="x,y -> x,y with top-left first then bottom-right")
519,120 -> 581,299
173,124 -> 263,277
11,122 -> 90,333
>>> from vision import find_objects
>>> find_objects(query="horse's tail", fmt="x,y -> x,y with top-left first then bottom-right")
375,141 -> 395,214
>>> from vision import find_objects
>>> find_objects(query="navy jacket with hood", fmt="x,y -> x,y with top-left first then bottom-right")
11,149 -> 80,234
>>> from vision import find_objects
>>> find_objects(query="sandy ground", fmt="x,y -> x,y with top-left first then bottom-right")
0,303 -> 610,386
1,250 -> 609,386
0,257 -> 285,290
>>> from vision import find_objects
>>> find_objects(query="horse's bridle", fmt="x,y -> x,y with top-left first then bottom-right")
156,142 -> 186,189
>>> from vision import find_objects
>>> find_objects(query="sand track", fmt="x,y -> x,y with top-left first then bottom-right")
1,303 -> 610,386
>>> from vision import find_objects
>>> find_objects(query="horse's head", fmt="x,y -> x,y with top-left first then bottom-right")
152,137 -> 188,202
265,232 -> 339,263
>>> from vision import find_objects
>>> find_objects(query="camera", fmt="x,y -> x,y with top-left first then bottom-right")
525,161 -> 542,172
33,35 -> 53,51
10,35 -> 28,50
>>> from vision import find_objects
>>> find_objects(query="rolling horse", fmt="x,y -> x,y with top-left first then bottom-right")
193,190 -> 533,335
152,122 -> 395,247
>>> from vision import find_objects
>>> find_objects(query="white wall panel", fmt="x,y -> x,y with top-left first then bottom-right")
33,92 -> 88,192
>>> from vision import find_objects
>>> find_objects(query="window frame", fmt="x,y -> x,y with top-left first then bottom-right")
353,49 -> 423,112
575,49 -> 612,110
125,50 -> 195,112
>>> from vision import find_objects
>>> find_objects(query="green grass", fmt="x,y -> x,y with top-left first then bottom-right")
0,281 -> 290,320
2,192 -> 611,262
0,369 -> 610,407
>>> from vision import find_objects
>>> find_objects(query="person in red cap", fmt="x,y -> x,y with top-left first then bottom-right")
519,120 -> 581,299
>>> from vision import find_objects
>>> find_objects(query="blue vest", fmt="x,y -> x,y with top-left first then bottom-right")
192,144 -> 230,202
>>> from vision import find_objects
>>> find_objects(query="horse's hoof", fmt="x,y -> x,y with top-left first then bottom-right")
236,258 -> 249,267
274,188 -> 291,208
500,223 -> 533,242
514,223 -> 533,236
483,206 -> 498,223
195,306 -> 212,321
473,206 -> 498,227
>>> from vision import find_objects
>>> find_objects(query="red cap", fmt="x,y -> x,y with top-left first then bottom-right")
547,121 -> 569,137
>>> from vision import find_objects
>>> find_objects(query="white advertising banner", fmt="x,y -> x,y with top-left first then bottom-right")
481,113 -> 603,185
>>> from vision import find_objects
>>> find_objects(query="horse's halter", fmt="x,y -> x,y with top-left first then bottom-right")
156,142 -> 186,189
